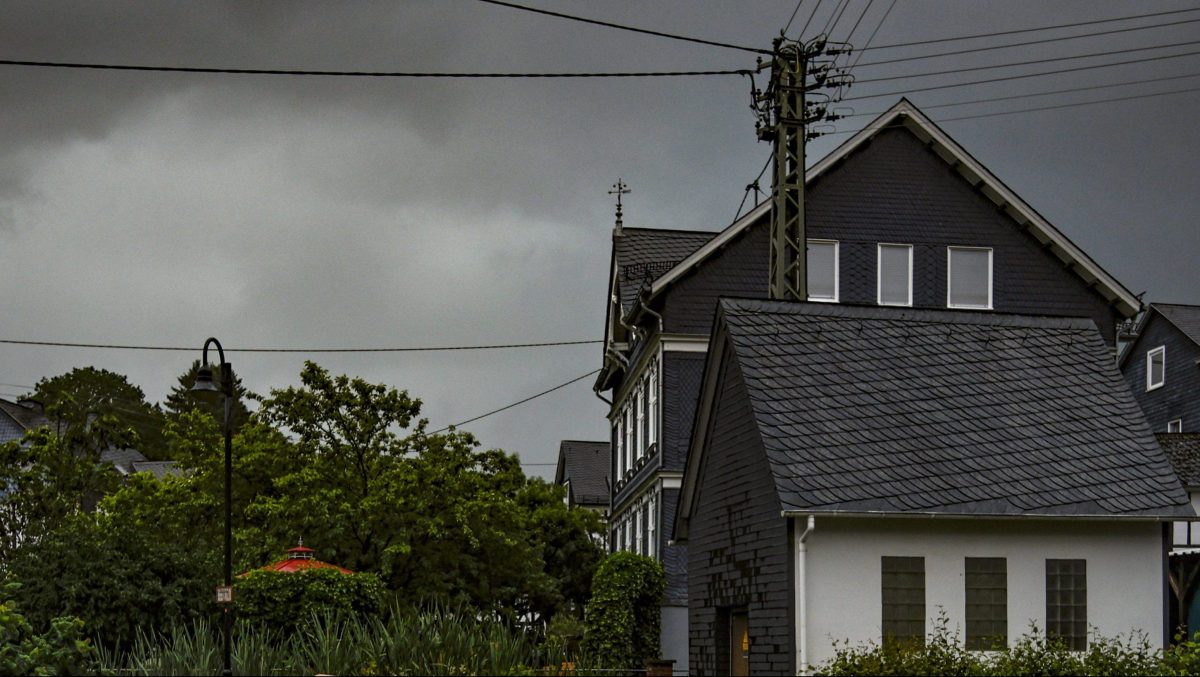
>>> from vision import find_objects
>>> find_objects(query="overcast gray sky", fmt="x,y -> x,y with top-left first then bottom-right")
1,1 -> 1197,477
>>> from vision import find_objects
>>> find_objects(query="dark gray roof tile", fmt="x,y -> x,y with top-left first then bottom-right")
1158,433 -> 1200,488
614,228 -> 716,315
719,300 -> 1193,518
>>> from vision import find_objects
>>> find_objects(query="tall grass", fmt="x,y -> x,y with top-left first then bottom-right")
95,604 -> 540,676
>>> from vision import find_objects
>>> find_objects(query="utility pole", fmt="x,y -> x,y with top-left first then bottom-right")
755,36 -> 851,302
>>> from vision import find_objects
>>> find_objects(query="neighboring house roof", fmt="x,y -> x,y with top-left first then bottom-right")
0,398 -> 51,444
614,228 -> 717,317
556,439 -> 611,507
129,460 -> 182,479
1159,433 -> 1200,489
642,99 -> 1140,320
1156,303 -> 1200,345
678,300 -> 1191,538
100,447 -> 149,474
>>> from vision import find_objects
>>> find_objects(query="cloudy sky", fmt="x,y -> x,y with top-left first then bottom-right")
1,1 -> 1197,476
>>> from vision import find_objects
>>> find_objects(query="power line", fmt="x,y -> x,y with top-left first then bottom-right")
0,338 -> 600,353
862,6 -> 1200,51
842,0 -> 878,47
853,38 -> 1200,85
854,16 -> 1200,68
474,0 -> 769,55
842,71 -> 1200,118
0,60 -> 749,78
843,48 -> 1200,101
846,0 -> 897,72
431,369 -> 601,434
783,0 -> 806,37
0,382 -> 33,390
798,0 -> 824,41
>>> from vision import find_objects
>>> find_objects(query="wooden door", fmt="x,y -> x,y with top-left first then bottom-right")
730,611 -> 749,676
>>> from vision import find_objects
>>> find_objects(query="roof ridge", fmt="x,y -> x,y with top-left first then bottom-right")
719,298 -> 1100,331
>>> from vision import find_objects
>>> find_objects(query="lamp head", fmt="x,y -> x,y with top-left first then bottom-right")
191,363 -> 221,398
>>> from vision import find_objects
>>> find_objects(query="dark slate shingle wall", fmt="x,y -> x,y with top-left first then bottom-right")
688,349 -> 792,676
659,218 -> 769,335
805,127 -> 1121,344
1123,311 -> 1200,433
662,352 -> 705,474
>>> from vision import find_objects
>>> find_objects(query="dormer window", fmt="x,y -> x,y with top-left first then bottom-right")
947,247 -> 993,309
1147,346 -> 1166,391
1168,419 -> 1183,433
878,244 -> 913,307
807,240 -> 839,302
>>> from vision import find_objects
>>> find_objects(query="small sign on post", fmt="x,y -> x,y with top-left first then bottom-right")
215,585 -> 234,604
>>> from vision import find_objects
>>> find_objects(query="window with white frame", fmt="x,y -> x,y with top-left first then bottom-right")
878,244 -> 913,306
947,247 -> 992,309
634,505 -> 643,555
1147,346 -> 1166,391
624,409 -> 634,475
641,375 -> 651,457
647,492 -> 658,559
807,240 -> 839,302
634,386 -> 644,463
615,415 -> 625,478
1169,419 -> 1183,433
648,362 -> 658,451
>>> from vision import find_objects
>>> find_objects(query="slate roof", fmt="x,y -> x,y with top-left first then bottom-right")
100,447 -> 150,474
615,228 -> 716,316
1154,303 -> 1200,346
556,440 -> 610,507
1158,433 -> 1200,488
716,299 -> 1192,517
0,399 -> 51,444
130,460 -> 182,479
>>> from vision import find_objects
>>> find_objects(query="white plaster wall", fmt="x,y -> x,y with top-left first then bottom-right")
803,517 -> 1165,668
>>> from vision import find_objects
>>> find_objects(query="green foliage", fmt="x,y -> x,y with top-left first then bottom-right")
0,583 -> 95,676
1162,631 -> 1200,675
33,366 -> 167,460
236,569 -> 385,634
96,605 -> 540,676
816,618 -> 1169,676
582,551 -> 665,670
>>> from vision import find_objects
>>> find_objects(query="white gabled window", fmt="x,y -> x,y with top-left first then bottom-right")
647,491 -> 658,560
878,243 -> 913,307
1147,346 -> 1166,391
648,360 -> 658,451
807,239 -> 839,302
634,384 -> 644,461
947,246 -> 993,309
1168,419 -> 1183,433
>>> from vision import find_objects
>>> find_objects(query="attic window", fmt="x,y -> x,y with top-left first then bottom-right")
1147,346 -> 1165,391
807,240 -> 838,302
878,244 -> 913,306
947,247 -> 992,309
1168,419 -> 1182,433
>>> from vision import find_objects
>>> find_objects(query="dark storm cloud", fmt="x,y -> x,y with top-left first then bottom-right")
0,1 -> 1197,473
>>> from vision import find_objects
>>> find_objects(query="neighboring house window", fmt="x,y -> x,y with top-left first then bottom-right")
807,240 -> 839,302
1169,419 -> 1183,433
615,416 -> 625,478
641,374 -> 651,456
562,479 -> 571,507
965,558 -> 1007,650
881,556 -> 925,644
648,360 -> 658,452
648,491 -> 657,560
633,504 -> 643,556
1046,559 -> 1087,651
1147,346 -> 1166,391
947,247 -> 993,309
624,409 -> 634,476
878,244 -> 913,306
634,387 -> 644,463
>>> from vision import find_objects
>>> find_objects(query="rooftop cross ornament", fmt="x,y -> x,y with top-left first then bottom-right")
609,178 -> 630,234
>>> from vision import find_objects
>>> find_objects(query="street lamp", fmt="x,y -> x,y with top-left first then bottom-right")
191,337 -> 235,677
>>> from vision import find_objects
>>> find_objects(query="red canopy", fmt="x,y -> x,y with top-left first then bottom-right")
257,545 -> 353,575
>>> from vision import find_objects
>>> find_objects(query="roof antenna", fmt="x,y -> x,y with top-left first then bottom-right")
609,178 -> 630,237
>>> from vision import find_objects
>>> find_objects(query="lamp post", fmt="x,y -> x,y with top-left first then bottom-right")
191,337 -> 234,677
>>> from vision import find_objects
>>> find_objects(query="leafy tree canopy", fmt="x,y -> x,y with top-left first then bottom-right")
162,359 -> 253,436
32,366 -> 167,460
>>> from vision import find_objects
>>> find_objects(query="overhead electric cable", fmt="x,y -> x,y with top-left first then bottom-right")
861,6 -> 1200,51
822,0 -> 853,38
0,60 -> 750,78
0,338 -> 600,353
846,0 -> 897,71
842,48 -> 1200,101
783,0 -> 806,37
0,382 -> 33,390
798,0 -> 824,40
431,368 -> 601,434
853,38 -> 1200,84
853,16 -> 1200,68
825,84 -> 1200,135
841,71 -> 1200,118
842,0 -> 878,46
474,0 -> 769,54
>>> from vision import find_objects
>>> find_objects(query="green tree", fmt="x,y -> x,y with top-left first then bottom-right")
32,367 -> 167,460
236,569 -> 385,634
0,583 -> 95,676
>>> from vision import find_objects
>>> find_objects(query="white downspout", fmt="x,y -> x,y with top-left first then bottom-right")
794,515 -> 816,676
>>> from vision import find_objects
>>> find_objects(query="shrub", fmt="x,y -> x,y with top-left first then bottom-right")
581,551 -> 665,671
0,583 -> 95,676
236,568 -> 385,634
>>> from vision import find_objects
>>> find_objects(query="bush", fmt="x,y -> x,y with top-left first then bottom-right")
236,568 -> 385,634
817,617 -> 1169,677
581,552 -> 665,671
0,583 -> 95,676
